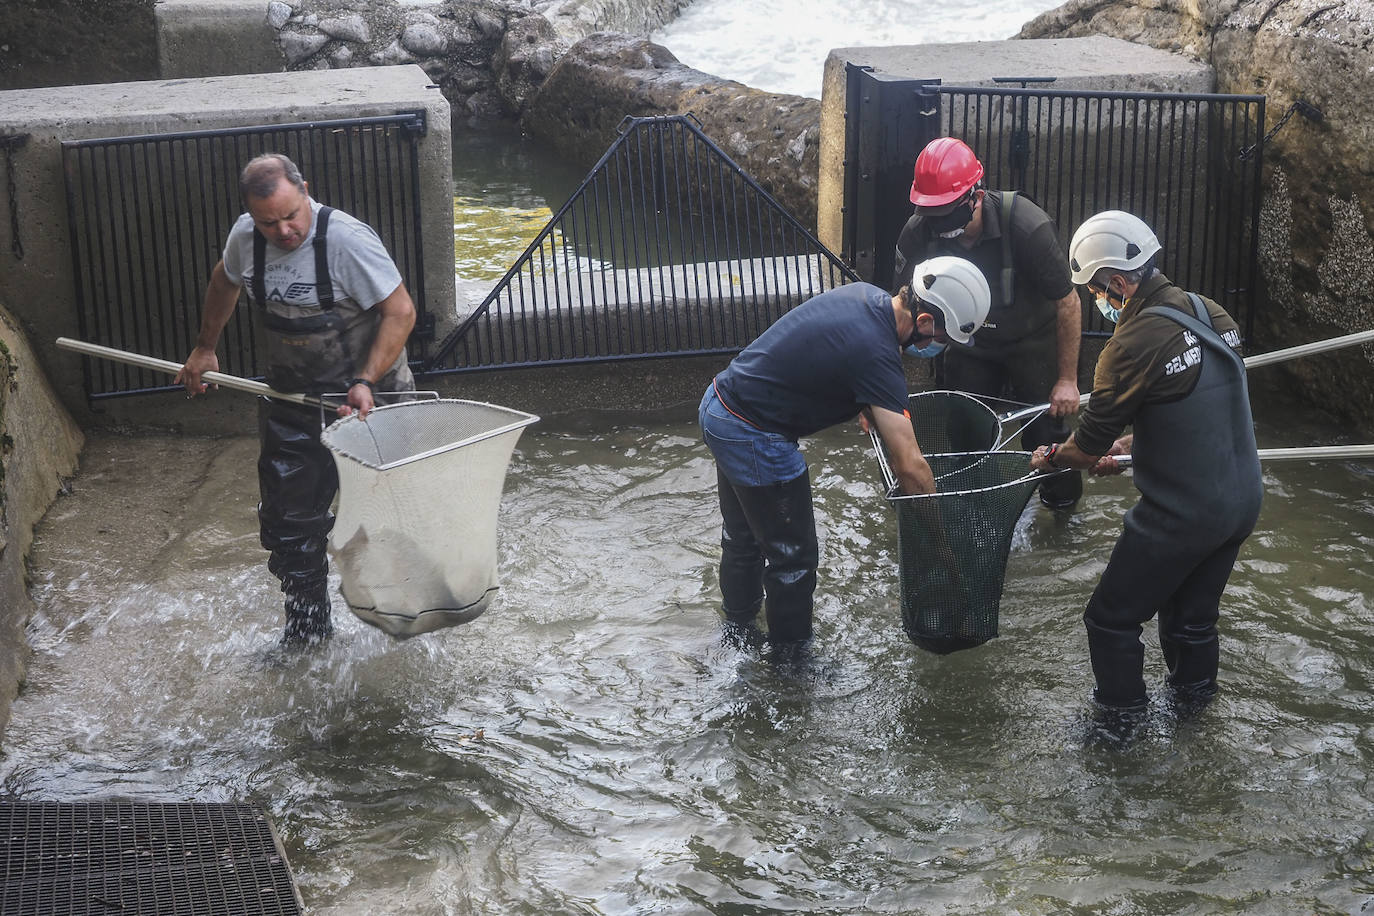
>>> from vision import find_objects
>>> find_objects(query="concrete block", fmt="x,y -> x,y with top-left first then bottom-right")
816,36 -> 1215,254
0,65 -> 453,432
0,305 -> 83,749
156,0 -> 284,79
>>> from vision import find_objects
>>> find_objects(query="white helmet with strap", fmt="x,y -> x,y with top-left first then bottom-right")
1068,210 -> 1161,285
909,255 -> 991,344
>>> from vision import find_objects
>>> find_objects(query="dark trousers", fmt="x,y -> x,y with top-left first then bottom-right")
943,334 -> 1081,505
257,399 -> 336,598
716,467 -> 819,643
1084,511 -> 1249,708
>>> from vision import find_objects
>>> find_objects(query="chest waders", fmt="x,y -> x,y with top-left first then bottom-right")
251,208 -> 344,644
1083,294 -> 1263,709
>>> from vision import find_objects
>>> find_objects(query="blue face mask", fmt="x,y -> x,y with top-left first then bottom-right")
1095,295 -> 1121,324
905,339 -> 947,359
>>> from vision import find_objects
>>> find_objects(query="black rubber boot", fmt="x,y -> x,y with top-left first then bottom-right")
716,467 -> 765,627
1084,599 -> 1150,711
282,579 -> 333,646
1038,468 -> 1084,509
730,472 -> 818,644
259,399 -> 338,646
1161,623 -> 1219,715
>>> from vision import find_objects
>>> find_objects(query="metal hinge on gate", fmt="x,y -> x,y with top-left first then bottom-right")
1238,99 -> 1322,161
398,110 -> 428,137
1,132 -> 29,260
992,78 -> 1056,185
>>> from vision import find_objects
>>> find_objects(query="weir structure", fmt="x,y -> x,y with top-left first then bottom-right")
424,114 -> 859,376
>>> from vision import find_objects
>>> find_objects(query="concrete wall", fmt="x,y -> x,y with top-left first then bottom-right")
0,65 -> 453,432
815,36 -> 1216,257
0,304 -> 84,747
156,0 -> 285,79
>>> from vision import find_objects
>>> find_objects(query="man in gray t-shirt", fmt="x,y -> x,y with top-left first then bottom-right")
176,152 -> 417,646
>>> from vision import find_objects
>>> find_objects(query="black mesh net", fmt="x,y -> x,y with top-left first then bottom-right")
905,391 -> 1002,453
887,452 -> 1057,654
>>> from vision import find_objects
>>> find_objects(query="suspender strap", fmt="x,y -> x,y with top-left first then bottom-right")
249,205 -> 335,309
999,191 -> 1016,305
313,206 -> 334,309
251,229 -> 267,306
1141,294 -> 1244,371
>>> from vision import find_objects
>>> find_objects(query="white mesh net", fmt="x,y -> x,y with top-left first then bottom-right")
320,399 -> 538,637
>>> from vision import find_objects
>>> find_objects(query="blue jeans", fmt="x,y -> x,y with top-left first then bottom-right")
698,385 -> 806,487
700,384 -> 817,641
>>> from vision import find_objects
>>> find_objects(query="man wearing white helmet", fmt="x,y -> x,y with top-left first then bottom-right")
894,137 -> 1085,509
1030,210 -> 1262,716
700,259 -> 990,644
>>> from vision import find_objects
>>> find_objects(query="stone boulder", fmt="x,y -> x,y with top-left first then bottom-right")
270,0 -> 691,125
494,12 -> 568,115
1021,0 -> 1374,429
523,33 -> 823,230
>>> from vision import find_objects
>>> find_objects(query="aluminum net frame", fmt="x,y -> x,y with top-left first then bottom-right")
900,389 -> 1050,456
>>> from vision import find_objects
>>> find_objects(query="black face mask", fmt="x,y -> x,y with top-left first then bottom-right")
923,199 -> 974,237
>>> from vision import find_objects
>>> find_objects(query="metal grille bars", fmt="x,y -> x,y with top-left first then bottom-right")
62,112 -> 429,400
425,115 -> 860,374
938,84 -> 1265,339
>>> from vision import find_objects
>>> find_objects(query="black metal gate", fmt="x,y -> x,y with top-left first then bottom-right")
424,115 -> 859,375
842,69 -> 1266,338
62,112 -> 430,400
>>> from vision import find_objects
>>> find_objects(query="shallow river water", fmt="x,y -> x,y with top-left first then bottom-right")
5,390 -> 1374,914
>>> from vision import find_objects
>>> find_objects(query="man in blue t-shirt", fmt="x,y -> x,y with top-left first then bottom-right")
700,258 -> 990,643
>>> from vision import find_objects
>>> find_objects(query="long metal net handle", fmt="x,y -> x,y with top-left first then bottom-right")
1113,444 -> 1374,467
1002,326 -> 1374,424
319,389 -> 440,404
57,336 -> 325,408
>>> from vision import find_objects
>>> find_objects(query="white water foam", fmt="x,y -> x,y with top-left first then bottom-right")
652,0 -> 1065,99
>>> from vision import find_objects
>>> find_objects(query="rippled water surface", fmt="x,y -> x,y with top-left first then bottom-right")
6,393 -> 1374,914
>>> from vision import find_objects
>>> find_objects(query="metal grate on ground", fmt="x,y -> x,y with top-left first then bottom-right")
0,801 -> 303,915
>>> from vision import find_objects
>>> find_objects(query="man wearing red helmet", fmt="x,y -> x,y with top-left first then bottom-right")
892,137 -> 1084,508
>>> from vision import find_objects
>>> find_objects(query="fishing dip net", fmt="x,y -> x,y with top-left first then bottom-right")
904,389 -> 1047,453
320,398 -> 539,638
873,391 -> 1067,653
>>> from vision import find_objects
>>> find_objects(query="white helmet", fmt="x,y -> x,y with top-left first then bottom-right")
1068,210 -> 1162,285
909,256 -> 990,344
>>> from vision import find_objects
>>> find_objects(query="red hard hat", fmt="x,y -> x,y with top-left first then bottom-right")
909,137 -> 984,207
